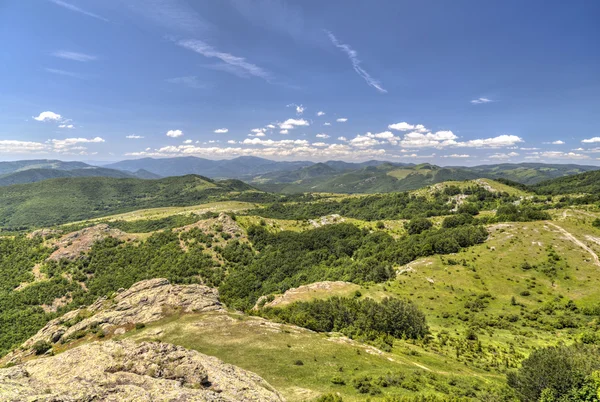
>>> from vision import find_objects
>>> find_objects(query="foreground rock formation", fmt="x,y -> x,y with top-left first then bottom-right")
4,278 -> 224,364
0,340 -> 284,401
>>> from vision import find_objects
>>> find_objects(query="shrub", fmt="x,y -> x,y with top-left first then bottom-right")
404,218 -> 433,235
32,340 -> 52,355
507,344 -> 600,401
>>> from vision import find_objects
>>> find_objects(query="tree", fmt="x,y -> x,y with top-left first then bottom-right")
404,218 -> 433,235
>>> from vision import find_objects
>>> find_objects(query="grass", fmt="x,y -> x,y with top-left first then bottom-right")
62,201 -> 258,226
123,311 -> 499,401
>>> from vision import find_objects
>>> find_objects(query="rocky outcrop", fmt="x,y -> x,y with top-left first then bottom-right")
0,340 -> 284,401
256,281 -> 358,309
4,278 -> 224,364
48,223 -> 133,261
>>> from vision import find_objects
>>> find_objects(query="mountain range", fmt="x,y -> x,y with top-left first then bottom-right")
0,157 -> 598,191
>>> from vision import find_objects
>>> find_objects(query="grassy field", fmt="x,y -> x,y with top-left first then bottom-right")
124,311 -> 500,401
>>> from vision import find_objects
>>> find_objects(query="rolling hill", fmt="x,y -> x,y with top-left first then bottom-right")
532,169 -> 600,194
465,162 -> 599,185
0,159 -> 92,175
0,167 -> 160,186
0,175 -> 257,229
254,162 -> 480,193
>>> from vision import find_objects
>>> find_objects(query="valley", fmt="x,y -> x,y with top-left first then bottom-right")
1,169 -> 600,400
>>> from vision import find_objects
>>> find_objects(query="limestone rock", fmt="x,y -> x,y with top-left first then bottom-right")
4,278 -> 223,364
0,340 -> 284,401
48,223 -> 133,261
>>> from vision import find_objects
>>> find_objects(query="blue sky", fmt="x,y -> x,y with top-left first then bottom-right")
1,0 -> 599,164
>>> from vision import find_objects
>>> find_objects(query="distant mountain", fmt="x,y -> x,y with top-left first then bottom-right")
254,163 -> 479,193
0,159 -> 91,175
0,175 -> 259,229
103,156 -> 312,178
0,167 -> 161,187
464,163 -> 600,185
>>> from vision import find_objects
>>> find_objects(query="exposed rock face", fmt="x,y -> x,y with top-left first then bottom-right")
48,223 -> 133,261
4,278 -> 224,364
256,281 -> 358,309
0,340 -> 284,401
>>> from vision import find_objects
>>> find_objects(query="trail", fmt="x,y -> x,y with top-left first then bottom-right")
546,222 -> 600,266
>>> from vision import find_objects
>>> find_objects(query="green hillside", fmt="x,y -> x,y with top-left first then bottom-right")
255,163 -> 480,193
533,170 -> 600,195
467,163 -> 599,185
0,175 -> 256,229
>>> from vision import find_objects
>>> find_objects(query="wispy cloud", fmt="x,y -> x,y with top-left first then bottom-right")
45,68 -> 86,79
128,0 -> 210,33
214,128 -> 228,134
166,76 -> 205,89
176,39 -> 271,80
52,51 -> 97,62
325,31 -> 387,93
126,135 -> 144,139
49,0 -> 109,22
471,97 -> 493,104
336,118 -> 348,123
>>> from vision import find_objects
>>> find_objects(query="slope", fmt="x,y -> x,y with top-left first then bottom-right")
532,169 -> 600,194
0,175 -> 258,229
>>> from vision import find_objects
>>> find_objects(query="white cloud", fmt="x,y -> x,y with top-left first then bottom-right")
279,129 -> 289,134
539,151 -> 590,160
58,124 -> 74,129
183,139 -> 193,144
126,135 -> 144,139
325,31 -> 387,93
400,130 -> 459,148
312,142 -> 329,147
33,111 -> 62,122
442,154 -> 470,158
388,122 -> 414,131
214,128 -> 228,134
49,0 -> 109,22
125,143 -> 386,160
254,133 -> 266,137
0,140 -> 47,154
227,140 -> 237,144
349,135 -> 381,148
388,122 -> 428,133
316,133 -> 330,139
323,122 -> 331,126
336,118 -> 348,123
266,124 -> 276,129
52,51 -> 96,62
471,97 -> 493,104
166,129 -> 183,138
459,135 -> 523,148
489,152 -> 519,160
287,104 -> 305,115
242,138 -> 310,147
49,137 -> 105,151
317,111 -> 326,116
551,140 -> 565,145
582,137 -> 600,143
176,39 -> 271,80
251,128 -> 266,134
278,118 -> 309,130
338,136 -> 347,141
